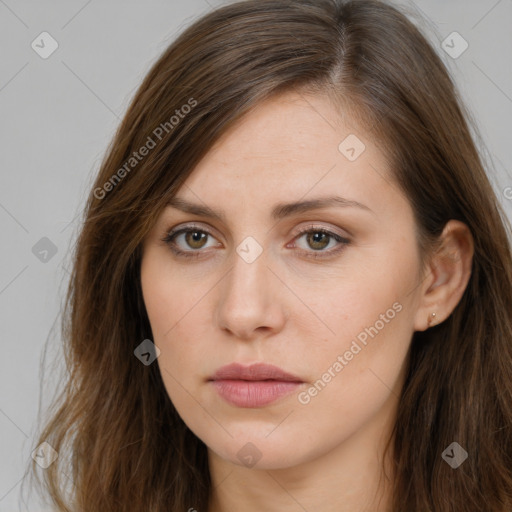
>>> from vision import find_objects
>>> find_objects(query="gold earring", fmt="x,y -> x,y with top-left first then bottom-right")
428,312 -> 437,326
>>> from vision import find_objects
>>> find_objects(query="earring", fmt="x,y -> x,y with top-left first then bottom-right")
428,312 -> 437,327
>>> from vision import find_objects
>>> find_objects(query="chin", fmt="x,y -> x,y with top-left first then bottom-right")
206,432 -> 313,471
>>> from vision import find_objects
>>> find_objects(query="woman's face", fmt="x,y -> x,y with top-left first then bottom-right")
140,91 -> 425,470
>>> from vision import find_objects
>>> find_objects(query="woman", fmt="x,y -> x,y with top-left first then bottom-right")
30,0 -> 512,510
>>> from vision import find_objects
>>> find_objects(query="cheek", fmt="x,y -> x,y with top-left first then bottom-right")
295,291 -> 412,442
299,240 -> 417,343
141,252 -> 187,367
291,240 -> 418,399
140,250 -> 216,395
141,248 -> 206,339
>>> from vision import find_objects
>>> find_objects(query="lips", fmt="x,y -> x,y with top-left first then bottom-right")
208,362 -> 304,408
209,362 -> 303,383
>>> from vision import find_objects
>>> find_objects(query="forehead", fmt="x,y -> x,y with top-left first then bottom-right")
172,90 -> 405,220
199,91 -> 355,171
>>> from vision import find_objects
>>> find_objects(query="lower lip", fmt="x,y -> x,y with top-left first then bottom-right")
210,379 -> 303,407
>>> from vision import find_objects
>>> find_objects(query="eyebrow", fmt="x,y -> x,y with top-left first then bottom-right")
166,195 -> 374,222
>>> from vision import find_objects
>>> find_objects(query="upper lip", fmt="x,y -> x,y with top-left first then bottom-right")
209,363 -> 303,382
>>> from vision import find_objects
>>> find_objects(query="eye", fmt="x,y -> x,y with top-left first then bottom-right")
161,224 -> 221,259
289,226 -> 350,259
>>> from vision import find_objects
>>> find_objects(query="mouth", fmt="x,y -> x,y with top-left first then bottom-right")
208,362 -> 304,408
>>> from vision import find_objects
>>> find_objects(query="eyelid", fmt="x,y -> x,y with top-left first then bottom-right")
291,222 -> 350,240
164,222 -> 222,242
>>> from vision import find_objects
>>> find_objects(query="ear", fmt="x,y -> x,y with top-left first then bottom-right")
413,220 -> 474,332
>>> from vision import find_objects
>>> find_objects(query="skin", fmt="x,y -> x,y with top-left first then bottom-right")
140,90 -> 474,512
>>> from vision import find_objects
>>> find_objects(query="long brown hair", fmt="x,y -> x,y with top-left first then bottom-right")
28,0 -> 512,510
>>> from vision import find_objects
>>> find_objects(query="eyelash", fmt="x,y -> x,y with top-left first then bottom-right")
161,223 -> 350,261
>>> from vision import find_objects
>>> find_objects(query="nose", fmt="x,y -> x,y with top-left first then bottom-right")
214,245 -> 287,340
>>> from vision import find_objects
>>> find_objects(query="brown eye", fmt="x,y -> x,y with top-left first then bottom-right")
305,231 -> 330,250
291,227 -> 350,260
162,225 -> 222,259
184,231 -> 208,249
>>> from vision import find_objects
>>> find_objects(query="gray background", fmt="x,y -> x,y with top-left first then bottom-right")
0,0 -> 511,510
